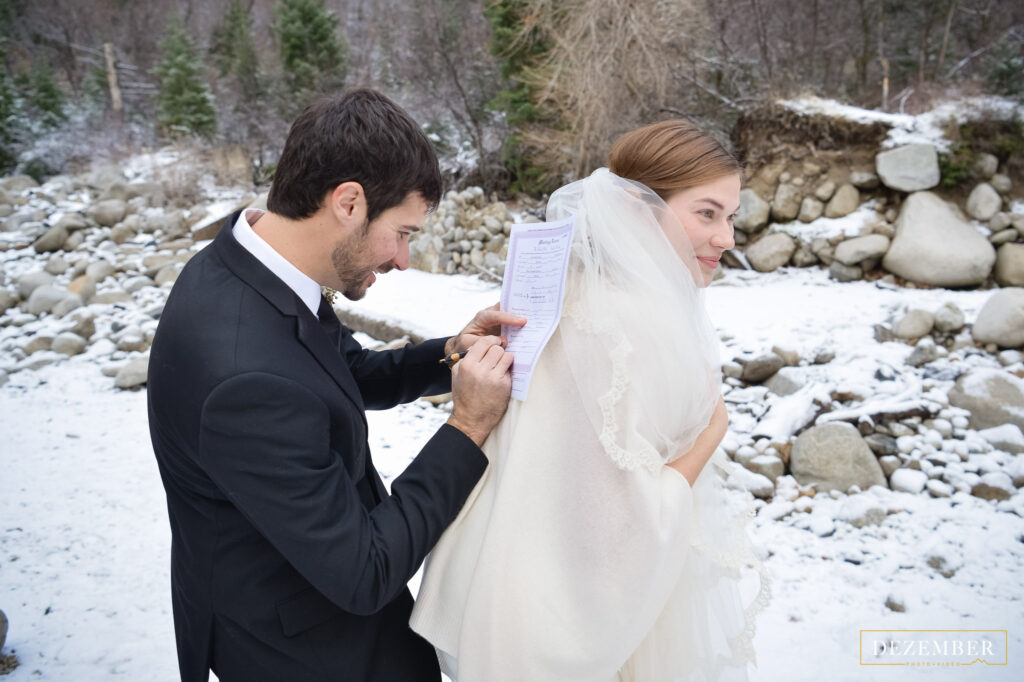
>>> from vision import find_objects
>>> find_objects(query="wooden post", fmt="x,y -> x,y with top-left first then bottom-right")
104,42 -> 123,114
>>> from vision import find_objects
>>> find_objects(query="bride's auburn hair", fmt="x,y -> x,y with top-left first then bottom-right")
608,119 -> 741,200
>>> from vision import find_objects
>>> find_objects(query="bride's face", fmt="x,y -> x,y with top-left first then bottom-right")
664,173 -> 740,286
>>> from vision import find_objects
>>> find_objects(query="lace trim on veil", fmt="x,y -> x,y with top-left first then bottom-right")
566,299 -> 664,475
568,297 -> 773,677
690,475 -> 774,674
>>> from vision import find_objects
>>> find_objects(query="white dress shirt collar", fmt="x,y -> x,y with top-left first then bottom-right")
232,209 -> 323,317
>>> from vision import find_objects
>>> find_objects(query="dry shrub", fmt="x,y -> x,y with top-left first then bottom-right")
515,0 -> 711,183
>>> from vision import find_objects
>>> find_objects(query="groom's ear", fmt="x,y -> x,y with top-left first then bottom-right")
328,182 -> 368,231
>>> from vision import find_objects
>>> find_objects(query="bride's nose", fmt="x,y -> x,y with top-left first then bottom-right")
710,221 -> 735,250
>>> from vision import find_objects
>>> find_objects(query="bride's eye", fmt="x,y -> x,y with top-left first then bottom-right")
698,209 -> 714,219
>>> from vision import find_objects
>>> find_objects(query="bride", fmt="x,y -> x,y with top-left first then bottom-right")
410,120 -> 771,681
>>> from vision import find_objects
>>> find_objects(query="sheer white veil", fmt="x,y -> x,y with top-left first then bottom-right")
410,168 -> 770,682
548,167 -> 721,472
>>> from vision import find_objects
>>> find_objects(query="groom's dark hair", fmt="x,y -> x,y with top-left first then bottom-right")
268,88 -> 442,223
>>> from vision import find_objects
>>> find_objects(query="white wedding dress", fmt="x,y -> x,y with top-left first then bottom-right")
410,169 -> 771,681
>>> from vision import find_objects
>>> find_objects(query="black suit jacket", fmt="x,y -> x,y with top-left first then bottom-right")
147,211 -> 487,682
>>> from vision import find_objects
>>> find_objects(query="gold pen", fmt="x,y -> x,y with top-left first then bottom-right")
439,350 -> 469,367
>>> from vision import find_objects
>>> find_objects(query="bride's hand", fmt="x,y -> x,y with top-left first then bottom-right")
667,396 -> 728,487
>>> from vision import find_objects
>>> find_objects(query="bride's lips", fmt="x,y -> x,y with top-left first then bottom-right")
697,256 -> 719,269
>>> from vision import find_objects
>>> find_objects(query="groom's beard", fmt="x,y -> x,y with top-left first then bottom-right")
331,220 -> 388,301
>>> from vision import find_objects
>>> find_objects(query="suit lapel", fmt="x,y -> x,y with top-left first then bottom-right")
211,210 -> 367,422
295,312 -> 367,423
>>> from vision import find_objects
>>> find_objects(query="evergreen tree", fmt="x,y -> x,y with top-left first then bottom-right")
210,0 -> 263,100
0,44 -> 19,173
484,0 -> 551,193
28,62 -> 65,127
276,0 -> 347,103
154,16 -> 216,137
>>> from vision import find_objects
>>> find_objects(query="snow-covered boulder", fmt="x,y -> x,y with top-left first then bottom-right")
835,493 -> 886,528
972,288 -> 1024,348
726,464 -> 775,499
875,144 -> 940,192
948,368 -> 1024,431
882,191 -> 996,287
790,422 -> 888,493
977,424 -> 1024,454
971,472 -> 1014,501
114,355 -> 150,390
889,468 -> 928,494
740,352 -> 785,382
966,182 -> 1002,221
933,302 -> 965,333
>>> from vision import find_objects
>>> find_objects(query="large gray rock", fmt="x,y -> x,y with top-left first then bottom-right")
798,196 -> 824,223
824,183 -> 859,219
44,254 -> 69,275
948,368 -> 1024,431
973,153 -> 999,179
741,352 -> 785,383
834,234 -> 890,266
971,472 -> 1014,501
991,173 -> 1012,194
973,288 -> 1024,348
81,163 -> 125,190
51,293 -> 83,317
850,171 -> 879,189
51,331 -> 87,356
747,232 -> 796,272
86,199 -> 127,227
966,183 -> 1002,221
33,224 -> 69,253
735,189 -> 770,232
85,260 -> 116,282
995,243 -> 1024,287
1,175 -> 39,192
0,289 -> 16,314
882,192 -> 996,287
790,422 -> 888,493
771,184 -> 801,222
17,270 -> 55,299
875,144 -> 940,192
54,212 -> 89,232
25,285 -> 70,315
67,274 -> 97,302
114,355 -> 150,389
829,261 -> 863,282
894,309 -> 934,339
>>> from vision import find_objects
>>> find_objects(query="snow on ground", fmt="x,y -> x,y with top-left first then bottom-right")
3,259 -> 1023,679
780,95 -> 1024,151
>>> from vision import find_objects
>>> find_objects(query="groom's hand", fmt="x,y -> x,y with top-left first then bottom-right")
445,303 -> 527,357
446,335 -> 514,447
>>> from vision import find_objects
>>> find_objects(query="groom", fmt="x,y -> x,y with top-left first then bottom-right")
148,89 -> 521,682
